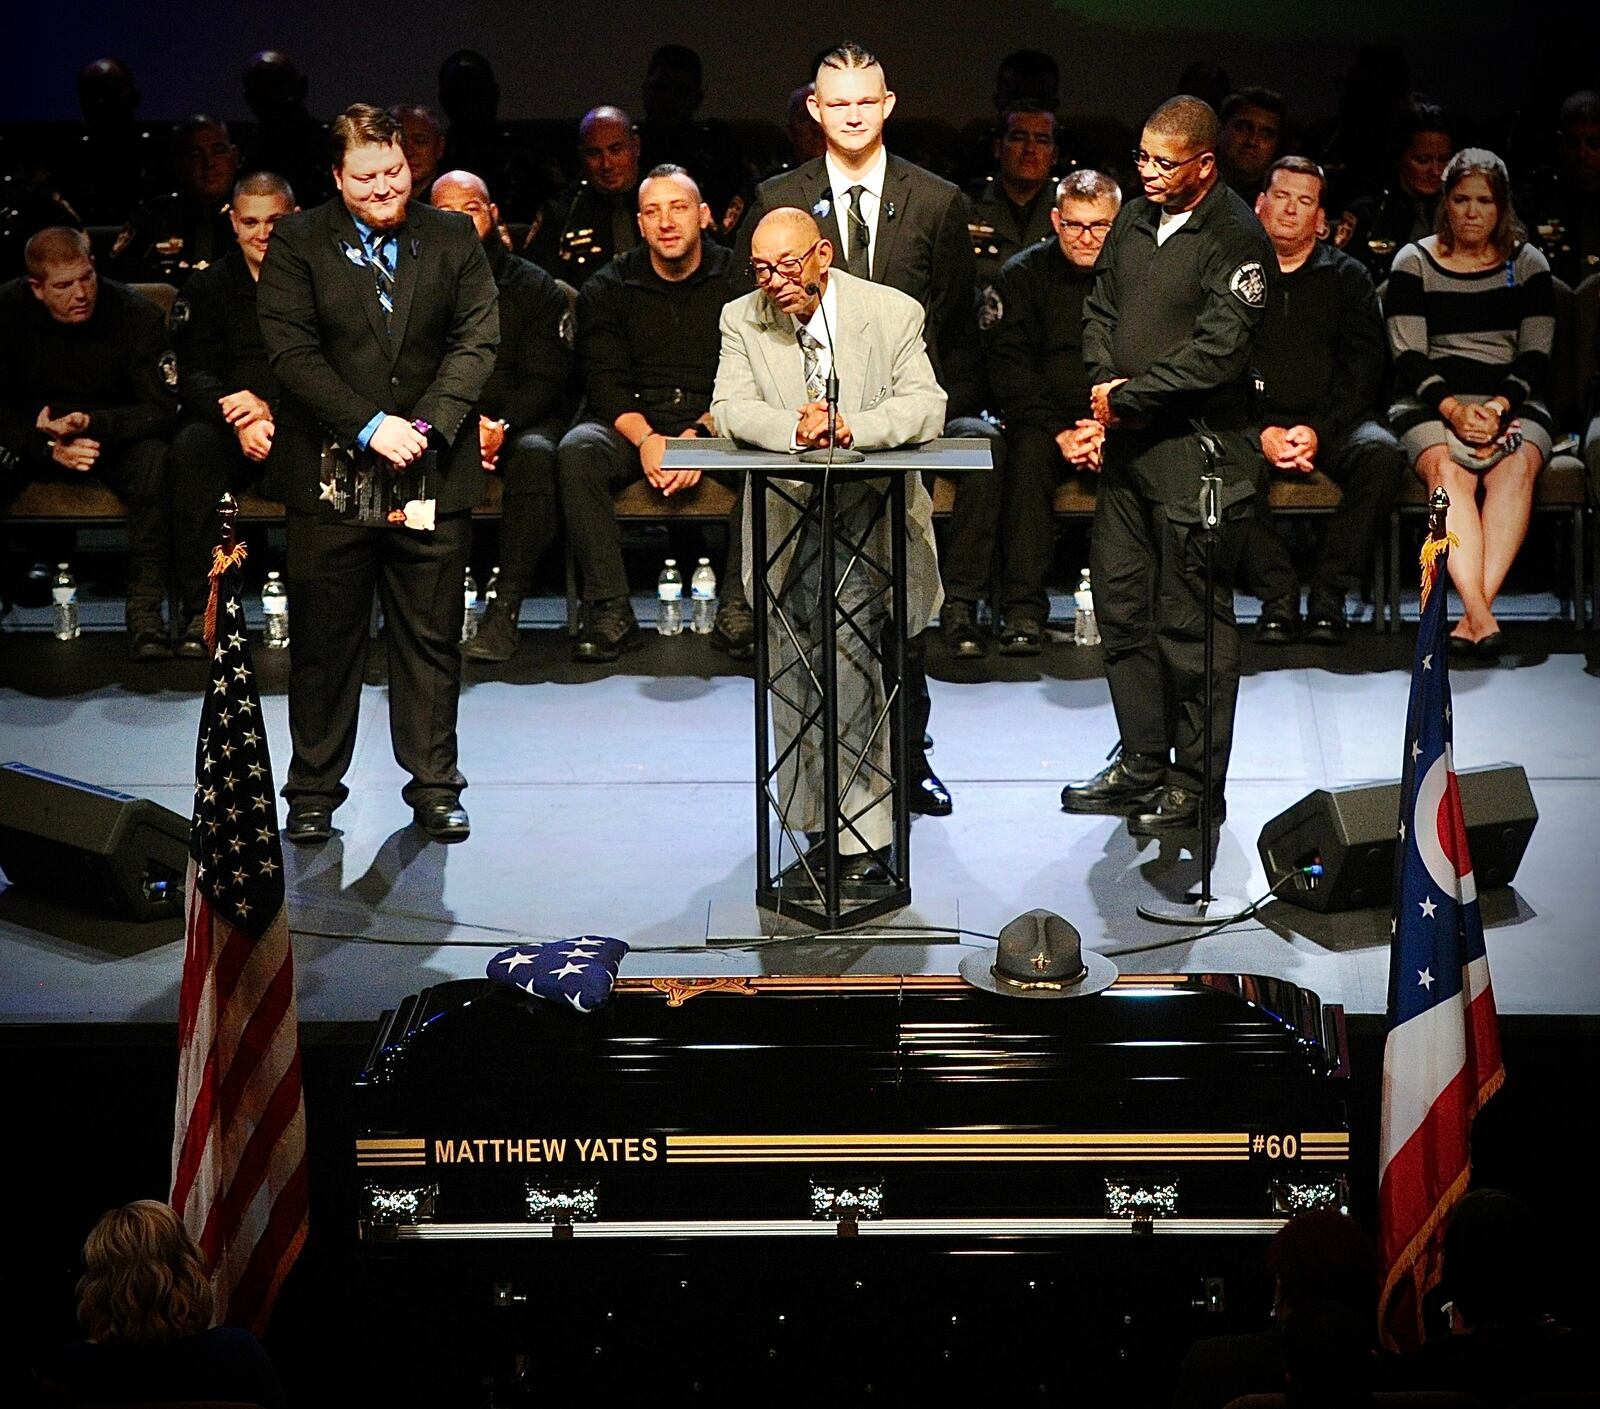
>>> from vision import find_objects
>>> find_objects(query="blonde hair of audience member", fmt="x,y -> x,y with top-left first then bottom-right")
75,1200 -> 214,1345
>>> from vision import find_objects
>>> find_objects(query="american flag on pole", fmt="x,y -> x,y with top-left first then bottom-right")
171,535 -> 308,1335
1376,502 -> 1504,1352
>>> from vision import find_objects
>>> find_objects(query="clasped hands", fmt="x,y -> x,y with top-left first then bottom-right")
1261,424 -> 1319,474
36,406 -> 97,471
1441,397 -> 1510,460
795,400 -> 853,450
1056,419 -> 1105,472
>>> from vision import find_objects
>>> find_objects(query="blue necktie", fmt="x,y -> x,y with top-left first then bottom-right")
366,229 -> 395,328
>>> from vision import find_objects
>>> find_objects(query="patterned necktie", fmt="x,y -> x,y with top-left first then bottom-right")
366,228 -> 396,329
844,184 -> 871,278
797,326 -> 827,400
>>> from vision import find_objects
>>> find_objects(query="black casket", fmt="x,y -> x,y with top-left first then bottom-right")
352,972 -> 1349,1405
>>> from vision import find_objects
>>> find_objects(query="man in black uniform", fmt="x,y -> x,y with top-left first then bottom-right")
167,171 -> 297,658
239,51 -> 333,209
109,115 -> 240,285
1242,157 -> 1402,646
1335,102 -> 1451,281
257,105 -> 498,844
431,170 -> 575,665
435,51 -> 545,225
0,227 -> 176,658
983,168 -> 1121,654
1060,96 -> 1272,836
965,102 -> 1059,289
734,42 -> 987,811
527,107 -> 643,290
54,58 -> 166,226
637,44 -> 749,228
558,164 -> 750,663
1516,89 -> 1600,288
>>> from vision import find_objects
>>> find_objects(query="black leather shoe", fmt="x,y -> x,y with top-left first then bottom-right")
464,597 -> 521,663
573,597 -> 639,662
1473,630 -> 1503,659
1126,785 -> 1226,836
414,800 -> 471,841
174,615 -> 209,660
1060,751 -> 1166,814
997,616 -> 1044,656
711,595 -> 755,660
909,769 -> 953,816
128,627 -> 173,661
1304,600 -> 1348,646
941,600 -> 985,658
285,801 -> 334,845
1257,601 -> 1300,646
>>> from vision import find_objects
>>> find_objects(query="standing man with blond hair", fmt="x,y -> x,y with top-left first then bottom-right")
258,103 -> 498,844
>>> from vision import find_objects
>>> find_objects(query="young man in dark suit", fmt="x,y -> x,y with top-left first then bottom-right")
257,104 -> 498,844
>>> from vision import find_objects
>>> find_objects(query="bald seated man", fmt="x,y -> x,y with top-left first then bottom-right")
429,170 -> 575,664
526,105 -> 645,288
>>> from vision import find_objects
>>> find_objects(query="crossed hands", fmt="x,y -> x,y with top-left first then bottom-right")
1056,419 -> 1105,472
37,406 -> 97,471
1260,424 -> 1319,474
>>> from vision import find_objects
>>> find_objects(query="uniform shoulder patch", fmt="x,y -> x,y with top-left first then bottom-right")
168,296 -> 190,331
977,284 -> 1004,331
158,350 -> 179,390
1229,261 -> 1267,308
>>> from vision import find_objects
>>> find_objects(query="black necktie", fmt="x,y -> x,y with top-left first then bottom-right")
844,184 -> 871,278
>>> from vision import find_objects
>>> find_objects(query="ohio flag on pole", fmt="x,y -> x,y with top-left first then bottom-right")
1376,526 -> 1504,1352
171,537 -> 308,1335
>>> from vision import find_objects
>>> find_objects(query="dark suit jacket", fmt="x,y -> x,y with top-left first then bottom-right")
257,198 -> 499,514
733,153 -> 981,411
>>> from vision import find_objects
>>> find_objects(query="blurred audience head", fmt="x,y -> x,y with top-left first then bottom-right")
1219,87 -> 1287,187
1266,1209 -> 1378,1323
390,104 -> 446,193
242,51 -> 309,125
25,227 -> 97,324
78,58 -> 139,128
172,116 -> 239,204
1441,1188 -> 1548,1330
1392,101 -> 1454,199
1052,167 -> 1121,269
995,102 -> 1058,197
430,170 -> 498,242
1284,1297 -> 1377,1409
643,44 -> 704,124
75,1200 -> 213,1345
1435,148 -> 1521,257
785,83 -> 825,164
578,106 -> 641,194
995,49 -> 1060,115
438,50 -> 499,127
1175,61 -> 1232,114
1558,89 -> 1600,192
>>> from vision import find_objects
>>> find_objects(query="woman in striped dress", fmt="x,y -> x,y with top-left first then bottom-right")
1385,149 -> 1554,656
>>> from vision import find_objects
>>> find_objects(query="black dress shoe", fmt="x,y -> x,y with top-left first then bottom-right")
1473,630 -> 1503,659
940,600 -> 985,658
1304,600 -> 1348,646
909,769 -> 953,816
711,595 -> 756,660
285,802 -> 334,845
573,597 -> 639,663
1126,785 -> 1226,837
997,617 -> 1044,656
1060,751 -> 1166,814
1257,601 -> 1301,646
414,800 -> 471,841
464,597 -> 521,663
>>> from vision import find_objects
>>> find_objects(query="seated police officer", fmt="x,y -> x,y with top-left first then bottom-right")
1243,156 -> 1403,645
983,168 -> 1121,654
0,227 -> 176,659
391,105 -> 447,203
557,164 -> 751,663
429,170 -> 575,664
167,171 -> 298,657
1216,87 -> 1286,202
637,44 -> 748,228
965,101 -> 1059,290
109,115 -> 240,285
527,106 -> 643,290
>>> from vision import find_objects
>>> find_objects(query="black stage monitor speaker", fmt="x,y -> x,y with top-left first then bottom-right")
1257,764 -> 1537,914
0,762 -> 189,920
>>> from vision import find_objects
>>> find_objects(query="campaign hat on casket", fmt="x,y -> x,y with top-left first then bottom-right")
959,908 -> 1117,999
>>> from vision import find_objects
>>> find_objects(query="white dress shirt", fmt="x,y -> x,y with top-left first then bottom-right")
825,147 -> 888,275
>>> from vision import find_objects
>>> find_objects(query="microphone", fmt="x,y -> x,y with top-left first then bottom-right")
797,280 -> 863,465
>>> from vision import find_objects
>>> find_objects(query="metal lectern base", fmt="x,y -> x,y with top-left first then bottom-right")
1137,892 -> 1254,926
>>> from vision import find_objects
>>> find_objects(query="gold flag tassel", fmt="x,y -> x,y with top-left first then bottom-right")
1418,487 -> 1457,613
203,495 -> 247,652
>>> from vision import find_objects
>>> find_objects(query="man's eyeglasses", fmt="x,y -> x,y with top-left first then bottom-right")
1061,219 -> 1114,238
1131,147 -> 1211,175
748,239 -> 821,284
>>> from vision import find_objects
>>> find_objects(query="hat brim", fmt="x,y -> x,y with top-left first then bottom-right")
958,944 -> 1118,999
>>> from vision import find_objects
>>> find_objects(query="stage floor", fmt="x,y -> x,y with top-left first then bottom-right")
2,595 -> 1596,1024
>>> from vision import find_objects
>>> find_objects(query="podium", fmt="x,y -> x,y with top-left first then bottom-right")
664,436 -> 992,929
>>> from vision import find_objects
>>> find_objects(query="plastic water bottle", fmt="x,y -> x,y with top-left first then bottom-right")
656,558 -> 684,636
483,565 -> 500,614
690,557 -> 717,634
1073,568 -> 1100,647
50,562 -> 80,640
261,571 -> 289,649
461,568 -> 480,643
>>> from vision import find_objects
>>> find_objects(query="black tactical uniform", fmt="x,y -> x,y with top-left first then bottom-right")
1083,178 -> 1272,803
983,236 -> 1095,626
1340,186 -> 1439,282
639,118 -> 748,228
526,180 -> 640,289
964,174 -> 1056,289
1515,168 -> 1600,288
109,191 -> 234,285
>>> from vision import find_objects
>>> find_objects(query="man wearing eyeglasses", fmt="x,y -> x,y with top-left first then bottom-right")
983,169 -> 1121,655
965,102 -> 1060,288
1060,96 -> 1272,838
713,207 -> 945,877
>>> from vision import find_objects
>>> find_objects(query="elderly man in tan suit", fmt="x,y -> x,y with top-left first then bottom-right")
713,207 -> 945,877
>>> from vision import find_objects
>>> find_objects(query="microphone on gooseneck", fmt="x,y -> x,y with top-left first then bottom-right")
803,282 -> 841,407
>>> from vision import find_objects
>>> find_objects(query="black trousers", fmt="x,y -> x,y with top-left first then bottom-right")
283,510 -> 471,811
556,420 -> 744,604
168,419 -> 279,621
1091,474 -> 1250,794
939,414 -> 1006,605
495,419 -> 564,600
1240,419 -> 1404,612
998,423 -> 1073,623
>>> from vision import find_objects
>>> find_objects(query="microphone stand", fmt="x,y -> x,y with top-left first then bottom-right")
1138,429 -> 1251,926
798,279 -> 863,466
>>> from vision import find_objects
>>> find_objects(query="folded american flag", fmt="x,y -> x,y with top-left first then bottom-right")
487,936 -> 629,1013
